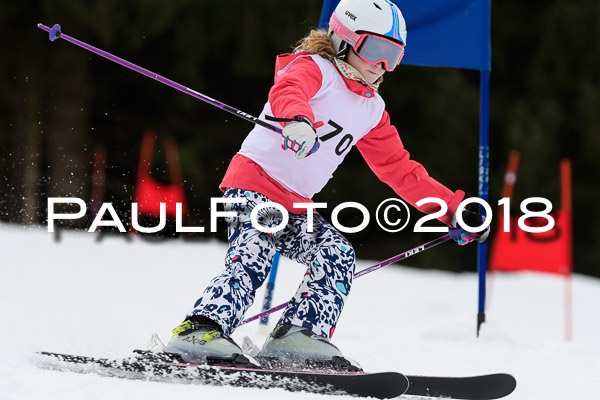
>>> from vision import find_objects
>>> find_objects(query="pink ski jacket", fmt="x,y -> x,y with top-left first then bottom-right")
221,52 -> 464,226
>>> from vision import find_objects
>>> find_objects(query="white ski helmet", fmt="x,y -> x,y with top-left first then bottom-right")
329,0 -> 407,66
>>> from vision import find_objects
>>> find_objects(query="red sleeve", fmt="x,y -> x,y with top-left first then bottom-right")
356,111 -> 465,226
268,55 -> 323,125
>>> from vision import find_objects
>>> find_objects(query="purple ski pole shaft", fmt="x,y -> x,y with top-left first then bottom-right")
37,23 -> 323,153
239,234 -> 452,326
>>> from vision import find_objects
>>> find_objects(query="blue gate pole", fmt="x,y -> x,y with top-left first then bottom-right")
318,0 -> 338,28
260,252 -> 281,326
477,69 -> 490,337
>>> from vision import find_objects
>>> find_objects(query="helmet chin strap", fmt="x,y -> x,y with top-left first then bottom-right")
337,41 -> 350,61
329,31 -> 350,61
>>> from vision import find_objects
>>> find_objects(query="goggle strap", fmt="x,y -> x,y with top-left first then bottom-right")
329,13 -> 360,46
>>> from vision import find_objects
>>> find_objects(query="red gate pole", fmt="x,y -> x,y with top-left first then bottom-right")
561,159 -> 573,342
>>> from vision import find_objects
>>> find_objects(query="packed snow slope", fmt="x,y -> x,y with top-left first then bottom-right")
1,223 -> 598,399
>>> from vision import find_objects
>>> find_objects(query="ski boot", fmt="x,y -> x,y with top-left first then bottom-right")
163,315 -> 257,367
257,324 -> 362,372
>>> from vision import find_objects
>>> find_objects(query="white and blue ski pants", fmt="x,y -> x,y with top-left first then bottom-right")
188,188 -> 355,338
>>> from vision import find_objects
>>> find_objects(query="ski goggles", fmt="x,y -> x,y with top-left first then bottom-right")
329,13 -> 405,71
353,34 -> 405,71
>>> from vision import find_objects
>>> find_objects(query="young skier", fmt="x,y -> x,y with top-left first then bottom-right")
164,0 -> 489,370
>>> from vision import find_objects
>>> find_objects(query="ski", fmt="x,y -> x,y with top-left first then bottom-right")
36,350 -> 408,399
35,350 -> 516,399
406,373 -> 516,399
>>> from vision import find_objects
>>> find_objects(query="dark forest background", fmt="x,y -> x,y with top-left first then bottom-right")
1,1 -> 599,277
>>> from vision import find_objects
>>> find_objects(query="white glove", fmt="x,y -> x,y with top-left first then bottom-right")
281,119 -> 318,159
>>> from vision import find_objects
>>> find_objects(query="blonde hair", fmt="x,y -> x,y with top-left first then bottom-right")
293,30 -> 337,61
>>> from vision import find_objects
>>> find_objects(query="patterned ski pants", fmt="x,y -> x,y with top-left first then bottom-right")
188,188 -> 356,338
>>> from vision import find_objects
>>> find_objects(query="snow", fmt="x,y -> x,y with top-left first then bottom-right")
1,222 -> 599,399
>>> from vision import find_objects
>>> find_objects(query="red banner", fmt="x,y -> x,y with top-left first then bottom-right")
489,211 -> 572,276
135,177 -> 186,219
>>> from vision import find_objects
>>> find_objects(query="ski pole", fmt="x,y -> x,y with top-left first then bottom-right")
239,234 -> 452,326
36,23 -> 320,153
260,252 -> 280,326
